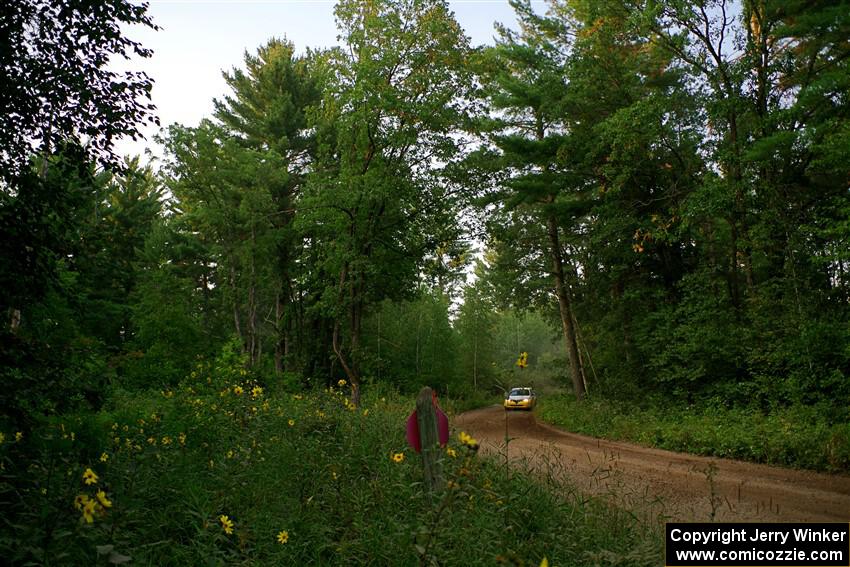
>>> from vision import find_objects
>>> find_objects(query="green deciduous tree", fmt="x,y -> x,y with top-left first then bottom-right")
162,121 -> 279,368
300,0 -> 472,405
0,0 -> 159,180
361,290 -> 458,392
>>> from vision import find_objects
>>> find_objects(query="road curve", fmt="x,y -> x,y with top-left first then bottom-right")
455,406 -> 850,523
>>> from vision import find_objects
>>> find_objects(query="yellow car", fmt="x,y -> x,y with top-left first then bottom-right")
503,387 -> 537,411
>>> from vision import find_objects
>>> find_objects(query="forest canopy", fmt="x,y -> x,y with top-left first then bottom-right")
2,0 -> 848,419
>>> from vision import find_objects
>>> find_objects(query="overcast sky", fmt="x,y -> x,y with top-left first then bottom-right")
116,0 -> 535,160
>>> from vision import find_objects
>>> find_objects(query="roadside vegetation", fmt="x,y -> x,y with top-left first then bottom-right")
538,395 -> 850,473
0,355 -> 661,565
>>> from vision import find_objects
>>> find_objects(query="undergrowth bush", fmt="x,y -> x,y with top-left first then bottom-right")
537,395 -> 850,472
0,360 -> 661,566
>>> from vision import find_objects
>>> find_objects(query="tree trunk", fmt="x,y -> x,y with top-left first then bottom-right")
349,276 -> 364,407
229,263 -> 244,350
331,263 -> 361,406
472,332 -> 478,390
274,290 -> 283,375
415,308 -> 422,380
349,307 -> 362,407
247,226 -> 259,366
276,231 -> 293,374
377,310 -> 382,382
546,213 -> 585,400
248,281 -> 257,366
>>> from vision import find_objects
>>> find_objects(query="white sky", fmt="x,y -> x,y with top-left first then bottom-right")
116,0 -> 534,160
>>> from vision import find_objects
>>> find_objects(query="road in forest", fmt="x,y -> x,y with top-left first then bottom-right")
455,406 -> 850,523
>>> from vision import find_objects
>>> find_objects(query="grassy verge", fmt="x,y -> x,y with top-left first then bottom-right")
537,395 -> 850,473
443,389 -> 503,414
1,364 -> 661,566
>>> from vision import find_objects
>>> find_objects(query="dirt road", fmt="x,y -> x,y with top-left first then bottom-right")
456,406 -> 850,523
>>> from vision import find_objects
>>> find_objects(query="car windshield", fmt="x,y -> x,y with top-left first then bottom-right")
509,388 -> 531,397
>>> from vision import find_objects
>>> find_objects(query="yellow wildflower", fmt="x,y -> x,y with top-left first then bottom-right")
362,409 -> 369,416
74,494 -> 90,510
233,385 -> 244,396
100,452 -> 109,463
540,558 -> 549,567
82,498 -> 97,523
252,386 -> 263,399
338,379 -> 347,387
516,351 -> 528,369
219,514 -> 234,535
227,450 -> 234,459
288,419 -> 295,427
161,436 -> 172,445
179,432 -> 187,446
15,432 -> 23,442
392,452 -> 405,463
446,447 -> 457,458
277,530 -> 289,544
458,431 -> 478,448
95,490 -> 112,508
82,468 -> 98,485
